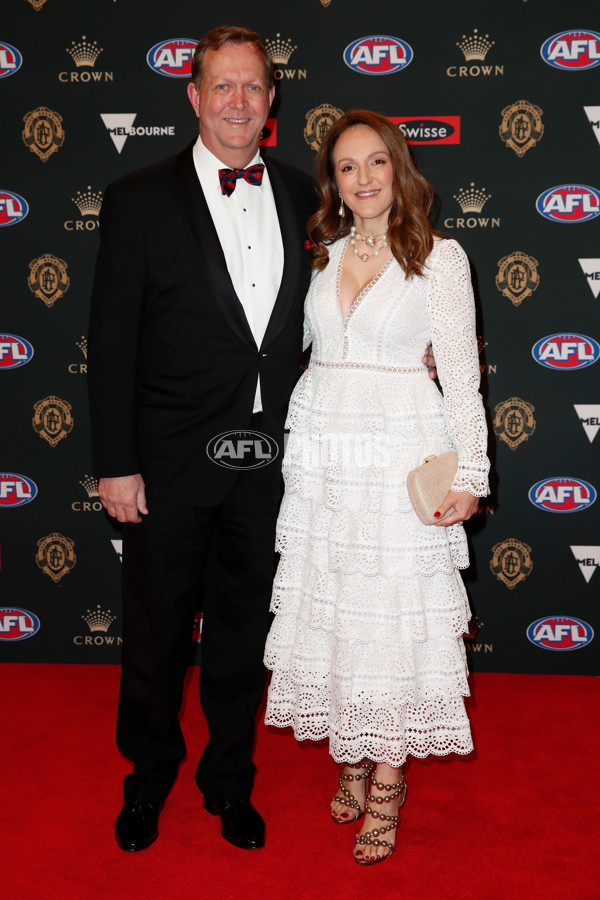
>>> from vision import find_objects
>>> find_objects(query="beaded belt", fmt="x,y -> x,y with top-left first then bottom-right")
313,359 -> 425,374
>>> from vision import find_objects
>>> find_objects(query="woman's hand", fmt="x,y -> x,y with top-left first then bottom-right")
433,490 -> 479,526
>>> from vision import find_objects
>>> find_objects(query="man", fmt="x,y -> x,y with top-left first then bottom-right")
88,26 -> 316,852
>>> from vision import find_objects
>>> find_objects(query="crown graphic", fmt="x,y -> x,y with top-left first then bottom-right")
71,186 -> 103,217
79,474 -> 99,498
76,335 -> 88,359
456,29 -> 494,61
82,605 -> 116,633
265,33 -> 297,64
66,36 -> 103,67
454,182 -> 491,214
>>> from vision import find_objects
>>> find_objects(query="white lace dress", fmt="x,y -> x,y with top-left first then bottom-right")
264,236 -> 490,766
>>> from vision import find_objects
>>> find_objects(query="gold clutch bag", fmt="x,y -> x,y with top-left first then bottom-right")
406,452 -> 458,525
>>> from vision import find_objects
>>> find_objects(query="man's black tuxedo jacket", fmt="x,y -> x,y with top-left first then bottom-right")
88,142 -> 316,506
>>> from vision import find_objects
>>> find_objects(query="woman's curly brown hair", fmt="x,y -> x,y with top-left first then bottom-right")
308,110 -> 439,278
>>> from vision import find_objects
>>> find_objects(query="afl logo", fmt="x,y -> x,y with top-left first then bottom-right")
0,608 -> 40,641
0,190 -> 28,227
541,30 -> 600,70
0,41 -> 22,78
206,430 -> 279,470
528,477 -> 596,513
0,334 -> 34,370
147,39 -> 197,78
527,616 -> 593,652
536,184 -> 600,223
532,333 -> 599,370
343,35 -> 413,75
0,473 -> 38,508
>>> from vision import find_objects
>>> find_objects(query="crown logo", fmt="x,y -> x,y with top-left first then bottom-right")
477,335 -> 488,356
454,182 -> 491,214
76,335 -> 88,358
71,186 -> 103,217
66,36 -> 103,68
79,474 -> 99,498
456,29 -> 495,61
82,605 -> 116,633
265,33 -> 297,65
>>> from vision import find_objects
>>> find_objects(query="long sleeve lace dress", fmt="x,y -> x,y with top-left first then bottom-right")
264,236 -> 490,766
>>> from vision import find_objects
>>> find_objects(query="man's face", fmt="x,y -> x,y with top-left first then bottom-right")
187,43 -> 274,168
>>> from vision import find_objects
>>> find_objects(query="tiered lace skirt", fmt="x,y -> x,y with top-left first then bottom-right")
264,365 -> 474,766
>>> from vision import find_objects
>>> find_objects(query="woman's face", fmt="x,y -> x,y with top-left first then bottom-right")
333,125 -> 394,233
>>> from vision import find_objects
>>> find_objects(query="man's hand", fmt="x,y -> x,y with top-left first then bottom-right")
422,344 -> 437,380
433,490 -> 479,527
98,474 -> 148,523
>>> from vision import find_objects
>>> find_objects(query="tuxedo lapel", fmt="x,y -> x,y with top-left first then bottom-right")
260,158 -> 303,351
175,145 -> 257,350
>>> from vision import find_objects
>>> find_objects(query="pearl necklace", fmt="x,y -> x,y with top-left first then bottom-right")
349,225 -> 389,262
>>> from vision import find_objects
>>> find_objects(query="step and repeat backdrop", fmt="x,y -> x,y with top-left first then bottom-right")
1,0 -> 599,672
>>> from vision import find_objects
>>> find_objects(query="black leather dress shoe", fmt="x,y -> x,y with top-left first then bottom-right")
204,799 -> 265,849
115,800 -> 163,852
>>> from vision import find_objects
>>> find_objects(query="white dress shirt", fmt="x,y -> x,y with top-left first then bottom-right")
192,136 -> 284,413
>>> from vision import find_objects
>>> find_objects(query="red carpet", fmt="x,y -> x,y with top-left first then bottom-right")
1,665 -> 598,899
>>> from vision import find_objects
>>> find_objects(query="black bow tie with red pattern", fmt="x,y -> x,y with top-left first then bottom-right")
218,164 -> 265,197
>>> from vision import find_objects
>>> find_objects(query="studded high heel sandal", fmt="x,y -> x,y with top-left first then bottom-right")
330,761 -> 374,824
353,772 -> 407,865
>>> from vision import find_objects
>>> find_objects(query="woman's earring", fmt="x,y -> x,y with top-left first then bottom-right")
338,193 -> 345,217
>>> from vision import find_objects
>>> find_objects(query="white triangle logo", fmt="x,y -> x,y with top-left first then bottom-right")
570,546 -> 600,584
100,113 -> 137,153
574,404 -> 600,442
111,539 -> 123,562
578,259 -> 600,299
584,106 -> 600,147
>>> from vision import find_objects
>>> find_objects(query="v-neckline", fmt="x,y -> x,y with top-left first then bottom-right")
336,236 -> 394,323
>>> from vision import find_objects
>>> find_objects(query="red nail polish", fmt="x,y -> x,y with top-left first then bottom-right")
434,511 -> 441,519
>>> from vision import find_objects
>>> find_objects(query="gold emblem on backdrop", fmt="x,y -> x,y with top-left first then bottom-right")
499,100 -> 544,156
27,253 -> 70,307
79,474 -> 99,498
71,186 -> 103,217
304,103 -> 344,151
24,0 -> 49,9
22,107 -> 65,161
456,29 -> 495,62
82,605 -> 116,634
453,182 -> 492,214
265,34 -> 297,65
36,533 -> 76,583
493,397 -> 536,449
319,0 -> 332,6
490,539 -> 533,590
66,36 -> 103,68
32,395 -> 74,446
495,251 -> 540,306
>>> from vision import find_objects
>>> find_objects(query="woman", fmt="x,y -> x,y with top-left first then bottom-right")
264,111 -> 489,865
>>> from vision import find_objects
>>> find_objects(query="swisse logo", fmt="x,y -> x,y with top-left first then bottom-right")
536,185 -> 600,223
390,116 -> 460,145
343,35 -> 413,75
529,477 -> 596,514
0,41 -> 22,78
207,430 -> 279,470
0,473 -> 38,508
527,616 -> 593,652
0,190 -> 28,227
541,30 -> 600,71
0,608 -> 40,641
0,334 -> 34,369
147,39 -> 197,78
532,333 -> 599,370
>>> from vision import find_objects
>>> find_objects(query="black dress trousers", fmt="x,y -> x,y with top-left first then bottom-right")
116,440 -> 281,805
